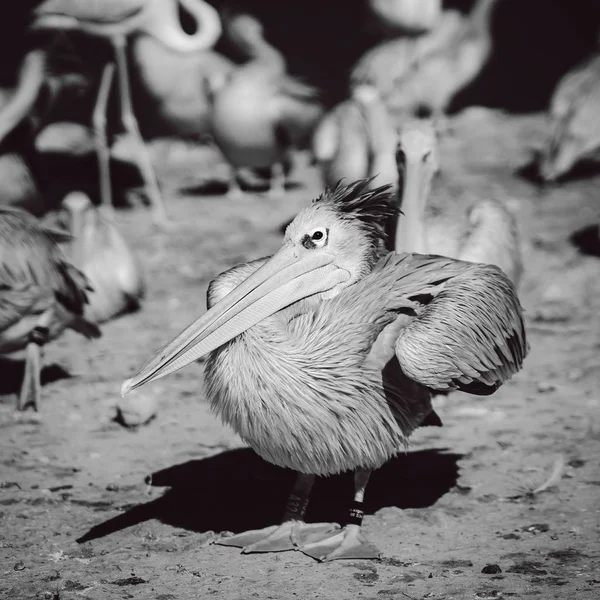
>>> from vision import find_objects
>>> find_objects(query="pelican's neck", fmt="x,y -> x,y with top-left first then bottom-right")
394,157 -> 430,254
142,0 -> 222,52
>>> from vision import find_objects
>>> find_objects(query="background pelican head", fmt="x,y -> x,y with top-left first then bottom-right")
122,179 -> 398,394
396,120 -> 440,207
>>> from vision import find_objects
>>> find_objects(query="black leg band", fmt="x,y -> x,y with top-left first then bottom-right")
283,493 -> 309,520
29,326 -> 50,346
346,500 -> 365,526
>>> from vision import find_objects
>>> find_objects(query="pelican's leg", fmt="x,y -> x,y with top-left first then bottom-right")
93,63 -> 116,216
268,162 -> 286,197
299,469 -> 381,562
17,313 -> 52,411
112,34 -> 169,228
215,473 -> 335,554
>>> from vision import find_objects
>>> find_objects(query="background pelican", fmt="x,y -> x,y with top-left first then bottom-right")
312,84 -> 398,192
394,120 -> 523,286
538,47 -> 600,181
122,180 -> 527,562
209,13 -> 324,197
62,191 -> 145,324
0,206 -> 101,410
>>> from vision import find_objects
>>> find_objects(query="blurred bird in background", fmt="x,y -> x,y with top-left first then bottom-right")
0,206 -> 101,411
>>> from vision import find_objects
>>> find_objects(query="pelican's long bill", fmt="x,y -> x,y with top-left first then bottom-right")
121,246 -> 350,396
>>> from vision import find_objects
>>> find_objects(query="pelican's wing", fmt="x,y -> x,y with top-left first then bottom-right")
0,286 -> 52,331
0,208 -> 94,318
357,252 -> 527,395
373,252 -> 527,395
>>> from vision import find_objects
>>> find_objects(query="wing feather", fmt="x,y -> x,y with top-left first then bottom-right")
390,255 -> 528,394
329,251 -> 527,396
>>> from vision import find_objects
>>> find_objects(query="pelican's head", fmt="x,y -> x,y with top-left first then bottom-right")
121,179 -> 397,395
396,120 -> 439,211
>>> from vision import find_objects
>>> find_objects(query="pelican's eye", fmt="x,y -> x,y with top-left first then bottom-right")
309,227 -> 328,246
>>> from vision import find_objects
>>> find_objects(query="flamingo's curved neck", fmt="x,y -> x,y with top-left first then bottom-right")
142,0 -> 222,53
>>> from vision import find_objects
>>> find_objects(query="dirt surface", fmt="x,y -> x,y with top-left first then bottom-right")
1,111 -> 599,600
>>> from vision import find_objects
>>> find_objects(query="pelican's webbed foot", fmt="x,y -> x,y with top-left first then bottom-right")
299,523 -> 381,562
216,520 -> 337,554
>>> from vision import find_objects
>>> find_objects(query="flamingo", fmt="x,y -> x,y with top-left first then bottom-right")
0,206 -> 101,411
367,0 -> 442,35
28,0 -> 225,225
209,13 -> 324,197
312,84 -> 398,193
538,49 -> 600,181
122,179 -> 527,562
394,120 -> 523,286
62,191 -> 145,324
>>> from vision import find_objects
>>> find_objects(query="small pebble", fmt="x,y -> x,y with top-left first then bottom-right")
522,523 -> 550,533
115,391 -> 157,428
536,381 -> 556,393
482,564 -> 502,574
106,483 -> 119,492
13,561 -> 25,571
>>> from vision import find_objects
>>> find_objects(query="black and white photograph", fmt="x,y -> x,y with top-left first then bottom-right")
0,1 -> 599,598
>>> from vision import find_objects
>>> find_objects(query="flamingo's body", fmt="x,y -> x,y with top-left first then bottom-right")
123,179 -> 527,562
0,206 -> 101,410
312,85 -> 398,192
62,192 -> 144,324
538,52 -> 600,181
210,14 -> 324,196
394,120 -> 522,287
367,0 -> 442,35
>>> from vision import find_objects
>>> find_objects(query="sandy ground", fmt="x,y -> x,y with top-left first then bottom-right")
1,111 -> 599,600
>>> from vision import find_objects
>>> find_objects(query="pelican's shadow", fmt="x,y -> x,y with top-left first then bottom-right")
78,447 -> 461,544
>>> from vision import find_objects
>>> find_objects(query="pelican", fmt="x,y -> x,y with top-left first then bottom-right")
122,179 -> 527,562
351,8 -> 467,101
367,0 -> 442,35
394,120 -> 523,286
28,0 -> 224,225
538,50 -> 600,181
388,0 -> 497,122
62,191 -> 145,324
356,0 -> 497,123
209,13 -> 324,197
312,84 -> 398,192
0,206 -> 101,410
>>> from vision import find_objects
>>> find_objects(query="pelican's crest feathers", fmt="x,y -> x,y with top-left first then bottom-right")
314,178 -> 399,241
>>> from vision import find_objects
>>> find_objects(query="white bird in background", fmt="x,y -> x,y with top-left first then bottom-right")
367,0 -> 442,35
538,48 -> 600,182
0,206 -> 101,411
354,0 -> 498,126
394,120 -> 523,287
62,191 -> 145,324
312,84 -> 398,192
209,13 -> 324,197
